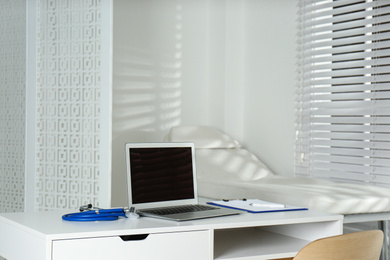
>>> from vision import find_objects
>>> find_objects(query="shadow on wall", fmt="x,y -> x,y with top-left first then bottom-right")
111,0 -> 183,206
112,0 -> 183,142
112,45 -> 182,141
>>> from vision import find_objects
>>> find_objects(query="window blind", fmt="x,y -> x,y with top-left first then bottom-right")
296,0 -> 390,186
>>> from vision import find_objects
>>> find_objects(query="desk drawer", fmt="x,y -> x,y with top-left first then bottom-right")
52,230 -> 211,260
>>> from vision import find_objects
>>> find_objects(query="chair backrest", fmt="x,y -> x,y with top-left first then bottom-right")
293,230 -> 384,260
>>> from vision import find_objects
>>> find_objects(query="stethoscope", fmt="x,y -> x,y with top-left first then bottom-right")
62,204 -> 139,221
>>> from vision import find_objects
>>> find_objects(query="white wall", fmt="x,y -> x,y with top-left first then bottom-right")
112,0 -> 187,206
112,0 -> 298,206
243,0 -> 298,177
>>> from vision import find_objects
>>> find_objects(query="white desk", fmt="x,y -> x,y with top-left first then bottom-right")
0,209 -> 343,260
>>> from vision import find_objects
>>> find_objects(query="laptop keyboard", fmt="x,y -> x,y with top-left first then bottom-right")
140,204 -> 219,216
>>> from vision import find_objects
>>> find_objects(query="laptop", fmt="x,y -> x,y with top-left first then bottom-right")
125,142 -> 239,221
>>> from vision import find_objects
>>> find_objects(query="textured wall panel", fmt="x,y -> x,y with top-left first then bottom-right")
0,0 -> 26,213
35,0 -> 103,211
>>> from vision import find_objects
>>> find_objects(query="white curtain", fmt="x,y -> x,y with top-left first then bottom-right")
296,0 -> 390,186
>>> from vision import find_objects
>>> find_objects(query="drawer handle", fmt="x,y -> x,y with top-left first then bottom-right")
120,234 -> 149,241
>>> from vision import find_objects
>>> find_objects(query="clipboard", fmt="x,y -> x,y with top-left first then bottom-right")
207,199 -> 307,213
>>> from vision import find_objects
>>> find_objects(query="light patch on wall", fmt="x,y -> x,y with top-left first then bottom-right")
112,0 -> 183,140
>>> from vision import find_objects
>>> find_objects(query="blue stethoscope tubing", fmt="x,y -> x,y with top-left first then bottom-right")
62,208 -> 127,221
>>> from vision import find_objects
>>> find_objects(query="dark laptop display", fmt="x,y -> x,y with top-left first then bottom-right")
125,142 -> 239,221
130,147 -> 195,204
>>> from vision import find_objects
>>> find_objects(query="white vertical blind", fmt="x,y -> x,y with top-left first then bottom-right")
296,0 -> 390,186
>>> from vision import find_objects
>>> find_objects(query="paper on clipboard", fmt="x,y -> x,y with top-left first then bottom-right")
207,199 -> 307,213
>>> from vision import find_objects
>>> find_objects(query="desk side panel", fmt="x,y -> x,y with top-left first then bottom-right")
0,217 -> 48,260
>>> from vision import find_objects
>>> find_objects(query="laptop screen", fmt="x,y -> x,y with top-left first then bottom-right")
126,143 -> 198,208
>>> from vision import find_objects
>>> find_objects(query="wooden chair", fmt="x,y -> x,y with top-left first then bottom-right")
291,230 -> 384,260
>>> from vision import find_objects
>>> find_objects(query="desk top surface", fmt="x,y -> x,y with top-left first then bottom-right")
0,208 -> 343,240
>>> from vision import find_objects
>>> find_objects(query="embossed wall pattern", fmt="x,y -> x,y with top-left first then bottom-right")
35,0 -> 103,210
0,0 -> 26,213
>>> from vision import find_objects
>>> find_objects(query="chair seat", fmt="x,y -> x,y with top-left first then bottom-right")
292,230 -> 383,260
